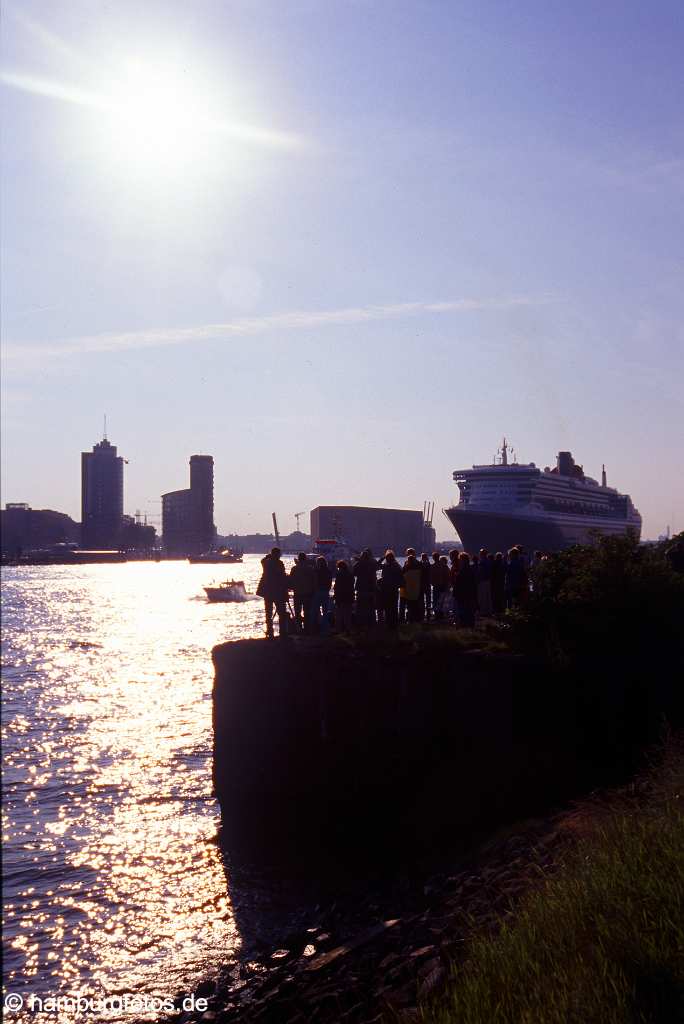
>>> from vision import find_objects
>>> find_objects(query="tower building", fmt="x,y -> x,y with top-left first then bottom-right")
81,436 -> 124,548
162,455 -> 215,556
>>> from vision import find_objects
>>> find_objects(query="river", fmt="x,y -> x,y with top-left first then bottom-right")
1,557 -> 270,1020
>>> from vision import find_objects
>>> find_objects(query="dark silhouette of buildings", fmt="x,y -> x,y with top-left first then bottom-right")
162,455 -> 216,556
81,437 -> 124,549
1,503 -> 80,557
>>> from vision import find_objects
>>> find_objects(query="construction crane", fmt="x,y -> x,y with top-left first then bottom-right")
272,512 -> 280,547
294,511 -> 306,532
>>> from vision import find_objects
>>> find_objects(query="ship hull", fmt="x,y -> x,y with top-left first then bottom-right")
445,508 -> 641,554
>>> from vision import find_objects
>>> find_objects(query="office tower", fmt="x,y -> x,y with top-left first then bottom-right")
162,455 -> 216,556
190,455 -> 215,553
81,437 -> 124,549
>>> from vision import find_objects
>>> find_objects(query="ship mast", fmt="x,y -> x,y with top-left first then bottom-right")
501,437 -> 508,466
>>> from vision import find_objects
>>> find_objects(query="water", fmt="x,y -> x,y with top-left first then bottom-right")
1,558 -> 270,1020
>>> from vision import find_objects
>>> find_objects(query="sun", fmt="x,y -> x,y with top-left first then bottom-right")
102,58 -> 215,176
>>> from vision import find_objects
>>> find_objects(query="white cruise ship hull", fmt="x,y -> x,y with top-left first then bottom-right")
445,507 -> 641,554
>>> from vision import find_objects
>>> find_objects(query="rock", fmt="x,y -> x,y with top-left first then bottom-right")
195,979 -> 216,998
417,960 -> 445,1001
382,982 -> 416,1009
378,952 -> 402,971
409,945 -> 435,960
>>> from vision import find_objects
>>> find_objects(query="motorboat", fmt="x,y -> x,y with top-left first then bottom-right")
203,580 -> 248,602
189,548 -> 244,564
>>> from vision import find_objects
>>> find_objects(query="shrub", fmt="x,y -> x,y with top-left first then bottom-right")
510,533 -> 684,668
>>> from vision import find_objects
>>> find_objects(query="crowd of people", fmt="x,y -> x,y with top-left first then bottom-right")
257,545 -> 542,638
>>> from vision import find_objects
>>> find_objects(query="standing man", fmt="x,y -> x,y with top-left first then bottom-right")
420,553 -> 432,619
403,549 -> 424,623
257,547 -> 289,639
352,549 -> 380,627
379,550 -> 404,629
431,551 -> 449,620
289,553 -> 317,634
312,555 -> 333,636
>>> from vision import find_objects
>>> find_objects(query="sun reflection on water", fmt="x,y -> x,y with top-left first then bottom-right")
1,558 -> 268,1019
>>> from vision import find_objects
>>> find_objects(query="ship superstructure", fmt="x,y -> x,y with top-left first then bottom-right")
445,440 -> 641,553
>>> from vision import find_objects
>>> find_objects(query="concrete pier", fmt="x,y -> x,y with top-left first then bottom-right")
211,637 -> 581,858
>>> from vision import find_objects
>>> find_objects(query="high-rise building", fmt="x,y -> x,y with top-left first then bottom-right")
81,437 -> 125,549
162,455 -> 215,556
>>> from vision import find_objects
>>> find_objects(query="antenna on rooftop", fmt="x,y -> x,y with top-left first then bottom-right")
103,414 -> 108,440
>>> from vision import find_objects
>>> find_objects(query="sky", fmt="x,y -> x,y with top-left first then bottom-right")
2,0 -> 683,540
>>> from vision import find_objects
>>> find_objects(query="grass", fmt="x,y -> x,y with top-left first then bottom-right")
418,737 -> 684,1024
330,623 -> 510,658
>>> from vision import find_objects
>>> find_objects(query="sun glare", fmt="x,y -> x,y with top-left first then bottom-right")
103,58 -> 214,176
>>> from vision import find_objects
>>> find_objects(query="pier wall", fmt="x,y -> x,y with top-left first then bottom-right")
212,637 -> 679,860
212,640 -> 581,857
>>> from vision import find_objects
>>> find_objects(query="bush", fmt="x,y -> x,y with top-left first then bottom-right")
509,533 -> 684,668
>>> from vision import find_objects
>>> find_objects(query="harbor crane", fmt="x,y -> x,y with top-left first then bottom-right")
272,513 -> 281,547
294,511 -> 306,532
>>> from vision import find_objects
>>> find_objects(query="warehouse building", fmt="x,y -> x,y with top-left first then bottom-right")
310,505 -> 435,556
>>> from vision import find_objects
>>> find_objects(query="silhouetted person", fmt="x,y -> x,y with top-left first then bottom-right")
448,548 -> 460,619
352,548 -> 379,627
257,547 -> 289,639
453,552 -> 477,627
333,559 -> 354,633
505,547 -> 527,609
490,552 -> 505,615
431,555 -> 450,620
477,547 -> 493,617
403,550 -> 424,623
312,555 -> 333,636
420,553 -> 432,619
289,552 -> 316,633
379,550 -> 404,629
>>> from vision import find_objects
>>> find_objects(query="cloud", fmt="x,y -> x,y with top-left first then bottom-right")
3,297 -> 549,364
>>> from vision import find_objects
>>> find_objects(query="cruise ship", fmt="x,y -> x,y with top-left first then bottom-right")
445,440 -> 642,553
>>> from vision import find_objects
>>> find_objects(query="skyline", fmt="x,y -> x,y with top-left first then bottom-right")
2,0 -> 683,540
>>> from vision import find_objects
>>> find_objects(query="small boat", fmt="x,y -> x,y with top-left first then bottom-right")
189,548 -> 244,564
204,580 -> 248,602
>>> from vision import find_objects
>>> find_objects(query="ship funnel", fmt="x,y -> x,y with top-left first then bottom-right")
557,451 -> 575,476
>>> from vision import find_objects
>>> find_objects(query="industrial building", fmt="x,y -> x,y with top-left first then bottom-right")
162,455 -> 216,556
310,506 -> 436,556
1,504 -> 80,557
81,436 -> 125,549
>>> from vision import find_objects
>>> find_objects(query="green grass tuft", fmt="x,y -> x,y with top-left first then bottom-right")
419,739 -> 684,1024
